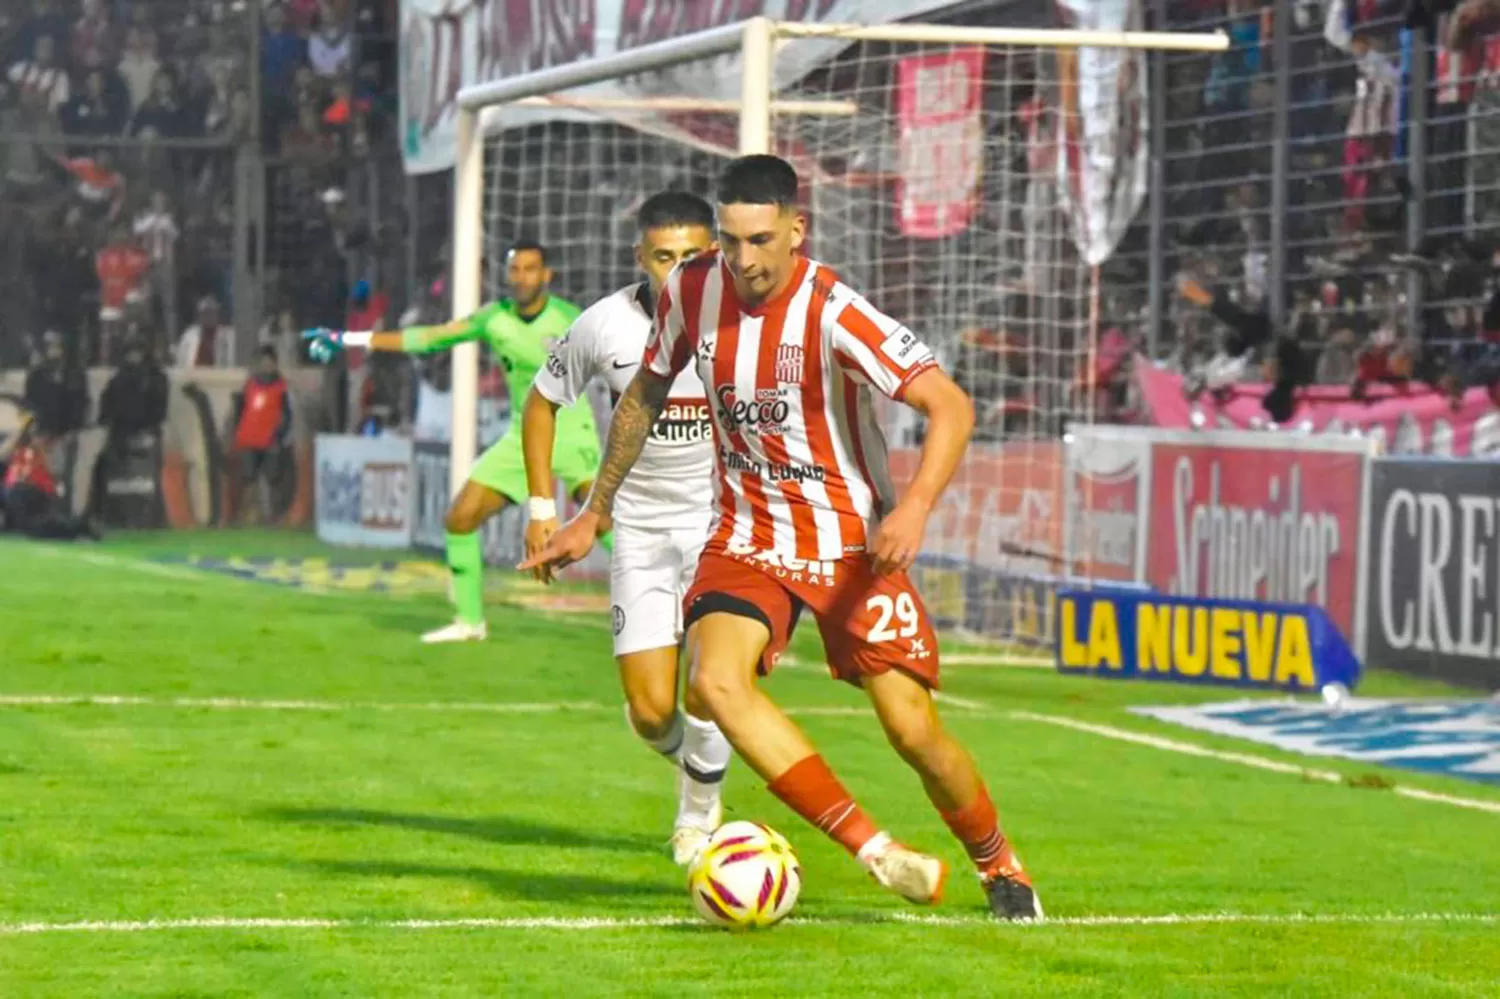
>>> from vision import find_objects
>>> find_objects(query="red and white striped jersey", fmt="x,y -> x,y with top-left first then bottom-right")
643,253 -> 938,563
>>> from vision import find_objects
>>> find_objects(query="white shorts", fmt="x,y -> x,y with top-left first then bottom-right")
610,519 -> 709,657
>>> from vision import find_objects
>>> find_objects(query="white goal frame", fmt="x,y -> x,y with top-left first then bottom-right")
447,16 -> 1229,497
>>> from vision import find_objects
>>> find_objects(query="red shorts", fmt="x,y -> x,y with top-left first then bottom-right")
682,549 -> 941,688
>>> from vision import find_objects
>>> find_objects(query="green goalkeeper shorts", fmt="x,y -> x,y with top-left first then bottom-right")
466,431 -> 602,505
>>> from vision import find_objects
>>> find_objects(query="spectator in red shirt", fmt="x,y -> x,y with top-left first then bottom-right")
95,226 -> 150,361
54,149 -> 126,222
229,346 -> 293,523
1,413 -> 98,540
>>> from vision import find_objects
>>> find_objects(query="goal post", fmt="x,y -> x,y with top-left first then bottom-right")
449,15 -> 1227,631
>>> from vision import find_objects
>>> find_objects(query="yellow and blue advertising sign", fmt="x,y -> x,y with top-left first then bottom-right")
1056,589 -> 1362,693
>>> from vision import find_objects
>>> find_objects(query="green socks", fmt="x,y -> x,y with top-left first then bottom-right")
446,526 -> 602,624
445,530 -> 485,625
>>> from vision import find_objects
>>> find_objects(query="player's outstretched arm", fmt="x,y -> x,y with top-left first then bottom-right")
870,367 -> 975,574
301,309 -> 492,364
517,368 -> 670,576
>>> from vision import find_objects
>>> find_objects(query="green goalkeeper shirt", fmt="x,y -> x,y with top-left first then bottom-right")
401,296 -> 594,438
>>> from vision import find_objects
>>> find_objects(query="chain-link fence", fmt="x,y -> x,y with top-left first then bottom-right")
1106,0 -> 1500,394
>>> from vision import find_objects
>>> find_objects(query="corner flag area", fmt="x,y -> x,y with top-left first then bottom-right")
2,533 -> 1497,997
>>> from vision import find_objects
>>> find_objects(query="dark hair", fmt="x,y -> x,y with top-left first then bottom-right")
508,240 -> 548,266
258,344 -> 278,361
636,190 -> 713,234
716,155 -> 799,209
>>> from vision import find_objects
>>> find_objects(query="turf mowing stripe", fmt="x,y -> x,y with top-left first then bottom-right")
0,912 -> 1495,936
1010,711 -> 1500,816
0,694 -> 926,718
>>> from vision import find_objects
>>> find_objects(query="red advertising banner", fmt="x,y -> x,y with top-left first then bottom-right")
1144,439 -> 1369,639
894,47 -> 985,239
1136,359 -> 1500,457
890,440 -> 1064,571
1066,430 -> 1147,582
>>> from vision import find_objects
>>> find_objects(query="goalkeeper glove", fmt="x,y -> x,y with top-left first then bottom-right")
302,327 -> 344,364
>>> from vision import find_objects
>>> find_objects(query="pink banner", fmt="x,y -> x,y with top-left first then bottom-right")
1145,440 -> 1367,639
1135,357 -> 1500,457
894,48 -> 985,239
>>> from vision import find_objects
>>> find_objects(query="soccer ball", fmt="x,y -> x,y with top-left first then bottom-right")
688,821 -> 801,929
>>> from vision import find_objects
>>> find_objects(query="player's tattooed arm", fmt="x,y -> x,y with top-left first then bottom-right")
585,369 -> 670,517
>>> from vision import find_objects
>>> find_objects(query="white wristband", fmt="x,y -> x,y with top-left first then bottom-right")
341,330 -> 373,347
527,497 -> 557,521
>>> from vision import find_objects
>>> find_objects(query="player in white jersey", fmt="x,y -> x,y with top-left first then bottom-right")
520,191 -> 730,864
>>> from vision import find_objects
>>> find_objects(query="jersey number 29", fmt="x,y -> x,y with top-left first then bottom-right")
866,593 -> 919,643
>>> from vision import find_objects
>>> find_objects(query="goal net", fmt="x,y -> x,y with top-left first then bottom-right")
456,17 -> 1225,638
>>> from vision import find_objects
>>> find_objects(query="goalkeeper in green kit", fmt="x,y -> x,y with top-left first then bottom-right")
303,242 -> 607,643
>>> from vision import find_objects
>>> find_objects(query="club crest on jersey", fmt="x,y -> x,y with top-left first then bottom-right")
725,540 -> 837,586
774,344 -> 805,384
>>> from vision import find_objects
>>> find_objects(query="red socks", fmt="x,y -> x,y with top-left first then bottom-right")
941,786 -> 1028,883
767,754 -> 880,857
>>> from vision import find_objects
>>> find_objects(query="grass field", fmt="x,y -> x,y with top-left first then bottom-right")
2,531 -> 1498,998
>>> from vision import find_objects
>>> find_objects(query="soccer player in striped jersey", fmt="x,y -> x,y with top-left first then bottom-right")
523,155 -> 1041,921
521,191 -> 730,864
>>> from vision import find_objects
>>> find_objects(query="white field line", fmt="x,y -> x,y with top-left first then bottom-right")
947,653 -> 1054,668
0,694 -> 907,719
933,691 -> 989,711
15,545 -> 217,585
0,911 -> 1496,937
1009,711 -> 1500,816
780,652 -> 1052,671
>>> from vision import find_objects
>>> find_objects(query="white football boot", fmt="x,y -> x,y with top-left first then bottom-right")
669,797 -> 722,867
420,620 -> 489,644
860,834 -> 949,904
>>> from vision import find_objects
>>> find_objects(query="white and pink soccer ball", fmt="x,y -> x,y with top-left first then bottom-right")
688,821 -> 801,929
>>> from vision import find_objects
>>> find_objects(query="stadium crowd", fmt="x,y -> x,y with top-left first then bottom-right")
1131,0 -> 1500,411
0,0 -> 1498,460
0,0 -> 397,376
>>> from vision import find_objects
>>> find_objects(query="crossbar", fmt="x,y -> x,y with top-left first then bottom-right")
458,18 -> 1228,112
772,22 -> 1230,51
459,22 -> 746,111
507,96 -> 859,116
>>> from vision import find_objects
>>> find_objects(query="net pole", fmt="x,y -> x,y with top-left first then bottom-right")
1081,263 -> 1101,583
738,17 -> 774,155
449,106 -> 484,498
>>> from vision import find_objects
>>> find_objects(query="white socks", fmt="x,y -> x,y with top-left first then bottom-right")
633,703 -> 685,760
676,712 -> 730,830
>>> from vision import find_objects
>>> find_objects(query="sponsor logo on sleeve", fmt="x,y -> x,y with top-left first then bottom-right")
879,327 -> 923,369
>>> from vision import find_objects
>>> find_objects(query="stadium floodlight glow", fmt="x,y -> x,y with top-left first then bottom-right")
450,16 -> 1227,641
